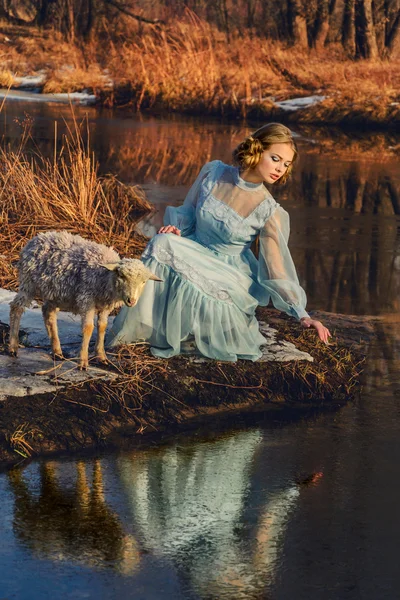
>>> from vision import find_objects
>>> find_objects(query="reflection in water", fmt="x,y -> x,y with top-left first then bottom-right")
117,431 -> 314,599
363,316 -> 400,397
292,209 -> 400,315
5,432 -> 320,599
8,460 -> 140,575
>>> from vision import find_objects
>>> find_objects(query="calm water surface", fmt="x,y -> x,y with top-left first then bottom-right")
0,101 -> 399,599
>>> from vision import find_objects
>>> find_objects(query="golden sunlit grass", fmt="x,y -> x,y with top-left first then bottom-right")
0,69 -> 14,87
0,18 -> 398,125
0,114 -> 152,290
43,66 -> 113,94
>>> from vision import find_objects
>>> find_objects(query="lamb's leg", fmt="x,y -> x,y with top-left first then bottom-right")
79,309 -> 95,370
94,310 -> 109,364
8,297 -> 25,356
42,302 -> 63,359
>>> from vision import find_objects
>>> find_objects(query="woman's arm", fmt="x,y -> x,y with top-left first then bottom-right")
258,206 -> 331,344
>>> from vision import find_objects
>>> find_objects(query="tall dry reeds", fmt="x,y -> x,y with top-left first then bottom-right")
0,17 -> 399,125
0,114 -> 152,290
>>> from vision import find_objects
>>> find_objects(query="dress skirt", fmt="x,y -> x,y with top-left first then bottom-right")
106,232 -> 268,362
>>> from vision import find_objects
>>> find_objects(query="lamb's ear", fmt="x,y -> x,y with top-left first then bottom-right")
149,274 -> 163,282
101,263 -> 120,271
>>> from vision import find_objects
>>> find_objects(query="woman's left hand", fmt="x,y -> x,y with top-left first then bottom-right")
300,318 -> 332,344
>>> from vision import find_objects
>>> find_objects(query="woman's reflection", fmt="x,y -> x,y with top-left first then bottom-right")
117,430 -> 321,599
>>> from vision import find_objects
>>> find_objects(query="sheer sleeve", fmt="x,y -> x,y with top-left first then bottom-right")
258,206 -> 310,320
163,161 -> 219,237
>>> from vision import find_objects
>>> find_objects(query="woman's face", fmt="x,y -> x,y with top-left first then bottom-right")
253,142 -> 295,184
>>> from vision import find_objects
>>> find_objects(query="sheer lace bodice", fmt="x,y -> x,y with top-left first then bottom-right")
211,165 -> 269,217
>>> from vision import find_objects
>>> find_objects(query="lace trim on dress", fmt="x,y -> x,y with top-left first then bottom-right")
201,195 -> 277,232
142,242 -> 234,304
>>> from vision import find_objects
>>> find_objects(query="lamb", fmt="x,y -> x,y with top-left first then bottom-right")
8,231 -> 162,369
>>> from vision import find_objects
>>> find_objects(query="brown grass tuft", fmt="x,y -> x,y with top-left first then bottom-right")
43,66 -> 113,94
0,69 -> 14,87
8,423 -> 43,458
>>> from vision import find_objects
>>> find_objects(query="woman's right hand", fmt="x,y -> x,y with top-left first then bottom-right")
158,225 -> 181,235
300,317 -> 331,344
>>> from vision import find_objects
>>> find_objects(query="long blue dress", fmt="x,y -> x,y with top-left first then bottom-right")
106,160 -> 310,361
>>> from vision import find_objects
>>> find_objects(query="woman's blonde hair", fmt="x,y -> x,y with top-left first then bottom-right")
232,122 -> 298,186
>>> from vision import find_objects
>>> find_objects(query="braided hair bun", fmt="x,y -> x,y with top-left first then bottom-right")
232,136 -> 265,171
232,123 -> 297,185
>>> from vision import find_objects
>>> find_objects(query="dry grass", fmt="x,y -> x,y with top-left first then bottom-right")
0,69 -> 14,87
43,66 -> 113,94
0,114 -> 152,290
8,423 -> 43,458
0,19 -> 398,125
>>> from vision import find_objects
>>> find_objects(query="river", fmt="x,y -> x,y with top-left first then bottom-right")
0,99 -> 399,599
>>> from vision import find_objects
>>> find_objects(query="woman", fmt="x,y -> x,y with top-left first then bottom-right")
107,123 -> 331,361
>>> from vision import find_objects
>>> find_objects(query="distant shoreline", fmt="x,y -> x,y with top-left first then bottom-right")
1,85 -> 399,131
1,22 -> 399,130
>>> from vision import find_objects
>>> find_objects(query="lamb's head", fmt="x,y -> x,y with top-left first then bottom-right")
102,258 -> 162,307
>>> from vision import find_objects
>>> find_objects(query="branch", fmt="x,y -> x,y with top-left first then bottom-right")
106,1 -> 165,25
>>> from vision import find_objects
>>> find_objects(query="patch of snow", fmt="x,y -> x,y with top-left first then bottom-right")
0,288 -> 113,348
0,88 -> 97,106
258,322 -> 313,362
14,72 -> 46,89
0,348 -> 117,400
275,95 -> 326,112
51,91 -> 98,105
0,287 -> 117,398
0,288 -> 17,304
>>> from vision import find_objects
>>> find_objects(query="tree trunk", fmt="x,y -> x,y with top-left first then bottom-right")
373,0 -> 386,55
290,0 -> 308,48
386,12 -> 400,57
246,0 -> 256,29
221,0 -> 230,41
362,0 -> 379,57
343,0 -> 356,54
66,0 -> 75,42
326,0 -> 346,44
36,0 -> 51,27
315,0 -> 330,50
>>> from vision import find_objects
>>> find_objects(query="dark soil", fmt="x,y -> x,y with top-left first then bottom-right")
0,308 -> 367,470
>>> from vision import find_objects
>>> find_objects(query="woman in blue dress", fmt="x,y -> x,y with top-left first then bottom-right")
106,123 -> 331,361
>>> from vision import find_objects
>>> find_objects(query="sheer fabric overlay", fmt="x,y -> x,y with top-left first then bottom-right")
107,160 -> 309,361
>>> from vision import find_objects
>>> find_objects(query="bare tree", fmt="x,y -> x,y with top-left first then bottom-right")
289,0 -> 308,48
356,0 -> 378,58
386,4 -> 400,57
314,0 -> 330,50
343,0 -> 356,53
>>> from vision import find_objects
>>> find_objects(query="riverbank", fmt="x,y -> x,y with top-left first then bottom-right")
1,22 -> 399,128
0,306 -> 367,470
